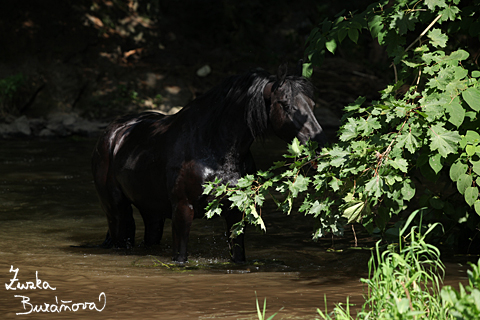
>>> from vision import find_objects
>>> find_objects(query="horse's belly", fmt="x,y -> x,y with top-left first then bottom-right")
117,168 -> 171,216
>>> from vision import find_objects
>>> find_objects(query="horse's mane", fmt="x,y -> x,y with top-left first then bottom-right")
183,68 -> 314,139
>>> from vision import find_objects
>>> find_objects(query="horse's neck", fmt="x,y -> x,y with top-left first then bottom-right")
211,119 -> 255,158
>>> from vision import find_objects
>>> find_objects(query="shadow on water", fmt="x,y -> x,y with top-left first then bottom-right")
0,135 -> 469,319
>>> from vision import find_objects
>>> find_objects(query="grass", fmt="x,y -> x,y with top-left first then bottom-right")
256,209 -> 480,319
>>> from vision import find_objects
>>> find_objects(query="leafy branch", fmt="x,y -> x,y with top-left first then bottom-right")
205,0 -> 480,243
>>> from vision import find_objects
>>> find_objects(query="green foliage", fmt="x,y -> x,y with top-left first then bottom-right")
440,259 -> 480,320
0,73 -> 25,116
255,293 -> 283,320
317,210 -> 480,319
205,0 -> 480,243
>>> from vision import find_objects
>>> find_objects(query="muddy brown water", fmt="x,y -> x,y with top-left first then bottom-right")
0,136 -> 471,319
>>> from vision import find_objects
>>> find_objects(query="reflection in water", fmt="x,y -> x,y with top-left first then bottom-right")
0,138 -> 469,319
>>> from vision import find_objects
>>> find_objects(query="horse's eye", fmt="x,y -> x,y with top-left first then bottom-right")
279,101 -> 295,112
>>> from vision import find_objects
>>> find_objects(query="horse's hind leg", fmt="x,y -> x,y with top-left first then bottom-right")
100,194 -> 136,248
139,208 -> 166,247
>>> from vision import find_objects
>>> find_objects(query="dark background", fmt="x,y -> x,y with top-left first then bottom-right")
0,0 -> 387,123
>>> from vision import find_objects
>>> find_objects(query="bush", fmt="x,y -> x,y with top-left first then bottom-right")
317,210 -> 480,320
204,0 -> 480,248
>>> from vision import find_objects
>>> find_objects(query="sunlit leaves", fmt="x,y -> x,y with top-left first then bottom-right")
339,118 -> 358,141
462,87 -> 480,112
428,29 -> 448,48
341,199 -> 368,224
325,39 -> 337,54
465,187 -> 479,207
288,137 -> 303,157
288,175 -> 310,198
457,174 -> 473,195
401,179 -> 415,201
387,158 -> 409,173
428,124 -> 461,157
450,161 -> 468,182
329,146 -> 350,167
429,153 -> 443,174
396,130 -> 421,154
424,0 -> 447,10
439,5 -> 460,22
446,97 -> 465,127
204,0 -> 480,241
366,176 -> 384,198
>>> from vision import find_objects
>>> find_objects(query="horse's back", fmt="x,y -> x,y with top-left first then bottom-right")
92,111 -> 169,195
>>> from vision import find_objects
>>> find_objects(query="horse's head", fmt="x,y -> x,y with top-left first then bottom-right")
264,63 -> 328,149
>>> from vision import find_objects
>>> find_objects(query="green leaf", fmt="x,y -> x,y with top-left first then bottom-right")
309,200 -> 327,217
472,71 -> 480,78
339,118 -> 358,141
348,28 -> 359,44
422,94 -> 448,121
465,187 -> 479,207
329,177 -> 341,191
429,153 -> 444,174
439,5 -> 460,22
472,161 -> 480,176
444,49 -> 470,62
358,117 -> 381,136
450,161 -> 468,182
401,179 -> 415,201
365,175 -> 383,198
229,191 -> 248,208
329,146 -> 350,167
424,0 -> 447,10
466,145 -> 477,157
427,28 -> 448,48
325,39 -> 337,54
465,130 -> 480,144
203,182 -> 215,195
475,200 -> 480,216
396,131 -> 420,154
289,175 -> 310,197
462,87 -> 480,112
428,124 -> 461,157
457,174 -> 473,195
368,15 -> 383,39
288,137 -> 303,157
387,158 -> 409,173
342,200 -> 366,223
344,96 -> 367,112
338,27 -> 348,43
402,60 -> 423,68
390,11 -> 417,35
445,97 -> 465,128
302,62 -> 313,78
237,175 -> 253,188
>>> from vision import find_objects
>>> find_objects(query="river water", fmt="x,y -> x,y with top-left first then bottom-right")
0,136 -> 470,319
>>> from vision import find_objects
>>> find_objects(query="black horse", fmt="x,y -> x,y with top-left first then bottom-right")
92,64 -> 328,263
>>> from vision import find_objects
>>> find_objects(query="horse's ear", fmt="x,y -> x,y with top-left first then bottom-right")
295,59 -> 303,77
273,63 -> 288,92
277,63 -> 288,83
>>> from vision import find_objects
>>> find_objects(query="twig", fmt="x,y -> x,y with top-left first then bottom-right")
352,225 -> 358,247
391,14 -> 443,83
405,14 -> 443,52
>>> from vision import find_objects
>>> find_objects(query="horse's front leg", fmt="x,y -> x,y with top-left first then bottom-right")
171,200 -> 194,263
224,208 -> 246,263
